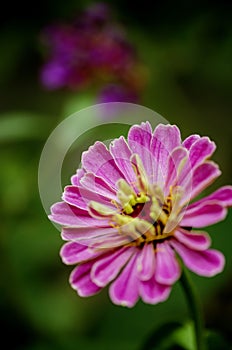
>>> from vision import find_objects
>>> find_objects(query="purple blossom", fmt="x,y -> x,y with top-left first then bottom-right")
97,84 -> 139,103
39,3 -> 146,100
49,122 -> 232,307
40,61 -> 69,90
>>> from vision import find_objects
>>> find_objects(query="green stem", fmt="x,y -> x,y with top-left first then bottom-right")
180,267 -> 206,350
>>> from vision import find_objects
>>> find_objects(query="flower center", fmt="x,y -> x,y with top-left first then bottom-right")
88,154 -> 183,247
111,179 -> 178,246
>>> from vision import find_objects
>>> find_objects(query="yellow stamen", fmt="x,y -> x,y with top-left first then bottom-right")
130,154 -> 149,193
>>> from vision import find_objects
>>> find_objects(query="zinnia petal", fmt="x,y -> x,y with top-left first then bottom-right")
181,202 -> 227,227
80,173 -> 117,200
139,275 -> 171,304
165,146 -> 190,192
171,240 -> 225,277
60,241 -> 104,264
62,226 -> 118,241
81,141 -> 124,189
49,202 -> 100,227
174,229 -> 211,251
188,137 -> 216,168
182,134 -> 200,149
182,161 -> 221,202
155,241 -> 181,285
71,168 -> 85,186
150,124 -> 181,179
109,252 -> 139,307
128,122 -> 154,179
63,185 -> 115,210
137,243 -> 156,281
91,247 -> 135,287
70,261 -> 102,297
187,186 -> 232,209
110,136 -> 137,188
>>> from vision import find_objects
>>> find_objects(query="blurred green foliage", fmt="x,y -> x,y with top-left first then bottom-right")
1,1 -> 232,349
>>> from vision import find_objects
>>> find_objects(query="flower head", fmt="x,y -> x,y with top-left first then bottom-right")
49,122 -> 232,307
39,3 -> 146,102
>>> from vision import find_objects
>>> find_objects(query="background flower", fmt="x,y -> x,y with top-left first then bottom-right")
39,3 -> 147,103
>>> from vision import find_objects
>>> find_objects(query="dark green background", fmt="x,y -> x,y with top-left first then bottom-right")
1,1 -> 232,349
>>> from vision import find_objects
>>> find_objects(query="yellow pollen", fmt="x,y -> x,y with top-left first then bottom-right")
111,181 -> 180,246
89,155 -> 182,247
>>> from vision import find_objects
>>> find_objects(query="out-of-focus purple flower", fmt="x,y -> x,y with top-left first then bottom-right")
97,84 -> 139,103
40,62 -> 69,89
49,122 -> 232,307
39,3 -> 147,100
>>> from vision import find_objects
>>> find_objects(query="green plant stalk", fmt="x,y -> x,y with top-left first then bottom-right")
180,266 -> 206,350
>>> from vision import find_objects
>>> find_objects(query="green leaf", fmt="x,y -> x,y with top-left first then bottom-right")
172,322 -> 195,350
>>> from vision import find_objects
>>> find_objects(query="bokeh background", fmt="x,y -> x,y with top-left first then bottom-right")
1,1 -> 232,349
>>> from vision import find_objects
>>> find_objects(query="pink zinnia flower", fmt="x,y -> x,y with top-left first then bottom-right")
49,122 -> 232,307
